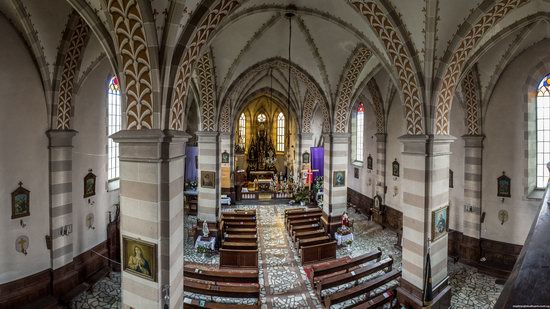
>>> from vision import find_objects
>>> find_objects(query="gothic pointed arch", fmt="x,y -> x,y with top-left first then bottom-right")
366,79 -> 386,134
196,50 -> 217,132
462,66 -> 482,136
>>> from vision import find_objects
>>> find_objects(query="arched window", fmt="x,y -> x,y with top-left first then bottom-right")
239,113 -> 246,148
277,112 -> 285,152
355,102 -> 365,162
107,76 -> 121,185
537,74 -> 550,188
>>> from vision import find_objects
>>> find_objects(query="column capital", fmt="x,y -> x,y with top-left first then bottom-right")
462,134 -> 485,147
399,134 -> 456,155
111,129 -> 190,161
219,132 -> 231,139
324,132 -> 351,143
197,130 -> 219,142
299,132 -> 314,139
374,133 -> 387,142
46,129 -> 78,147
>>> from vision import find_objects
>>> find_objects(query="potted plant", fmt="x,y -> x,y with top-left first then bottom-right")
294,188 -> 309,206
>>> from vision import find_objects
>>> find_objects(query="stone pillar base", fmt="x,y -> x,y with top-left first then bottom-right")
397,277 -> 452,309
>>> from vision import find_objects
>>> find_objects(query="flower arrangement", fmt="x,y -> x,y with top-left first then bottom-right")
196,244 -> 209,254
185,179 -> 198,191
337,225 -> 352,236
344,239 -> 353,246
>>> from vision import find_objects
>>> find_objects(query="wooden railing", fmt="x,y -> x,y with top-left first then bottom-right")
495,183 -> 550,307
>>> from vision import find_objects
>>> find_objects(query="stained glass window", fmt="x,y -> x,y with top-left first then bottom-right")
356,102 -> 365,162
277,112 -> 285,152
108,76 -> 121,184
239,113 -> 246,149
257,113 -> 266,123
537,74 -> 550,188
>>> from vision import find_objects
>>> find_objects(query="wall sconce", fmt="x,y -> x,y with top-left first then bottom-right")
393,186 -> 399,197
20,219 -> 26,228
15,236 -> 29,256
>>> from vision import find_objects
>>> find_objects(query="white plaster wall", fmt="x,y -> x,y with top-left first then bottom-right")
449,97 -> 466,232
0,16 -> 51,283
481,42 -> 547,245
384,94 -> 405,212
348,102 -> 378,199
72,59 -> 119,256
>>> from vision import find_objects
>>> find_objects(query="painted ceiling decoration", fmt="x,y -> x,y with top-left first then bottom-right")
1,0 -> 547,136
462,66 -> 482,136
366,79 -> 386,134
56,15 -> 90,130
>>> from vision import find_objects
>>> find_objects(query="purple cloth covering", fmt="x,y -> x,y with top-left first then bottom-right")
311,147 -> 324,181
185,146 -> 198,181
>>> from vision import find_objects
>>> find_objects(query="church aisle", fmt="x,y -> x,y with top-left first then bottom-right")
257,204 -> 322,309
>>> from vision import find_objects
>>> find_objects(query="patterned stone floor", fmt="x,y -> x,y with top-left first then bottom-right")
71,271 -> 120,309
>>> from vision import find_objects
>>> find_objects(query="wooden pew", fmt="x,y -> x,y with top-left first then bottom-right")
316,257 -> 393,297
311,249 -> 382,282
286,212 -> 322,222
184,264 -> 258,284
221,216 -> 256,222
287,218 -> 320,231
223,221 -> 257,228
221,241 -> 258,250
225,227 -> 257,235
184,278 -> 260,298
300,241 -> 337,264
293,229 -> 326,242
291,223 -> 322,235
183,298 -> 260,309
285,208 -> 322,220
297,236 -> 330,249
348,288 -> 397,309
219,249 -> 258,268
323,269 -> 401,308
224,234 -> 257,243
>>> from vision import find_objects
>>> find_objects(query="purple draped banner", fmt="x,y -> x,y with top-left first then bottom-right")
185,146 -> 198,182
311,147 -> 324,181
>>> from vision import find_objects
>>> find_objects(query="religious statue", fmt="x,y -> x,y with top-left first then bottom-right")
342,212 -> 350,227
202,220 -> 209,237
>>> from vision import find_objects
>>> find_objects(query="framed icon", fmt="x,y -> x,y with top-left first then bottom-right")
11,182 -> 30,219
303,151 -> 310,164
333,171 -> 346,187
201,171 -> 215,189
84,169 -> 96,198
221,151 -> 229,164
431,206 -> 449,241
122,236 -> 157,282
367,154 -> 373,170
392,159 -> 400,177
497,172 -> 511,198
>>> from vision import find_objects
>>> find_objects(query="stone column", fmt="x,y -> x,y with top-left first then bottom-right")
47,130 -> 77,297
374,133 -> 387,197
112,129 -> 188,309
299,133 -> 314,167
197,131 -> 219,222
322,133 -> 350,235
461,135 -> 484,262
397,135 -> 453,308
219,132 -> 233,200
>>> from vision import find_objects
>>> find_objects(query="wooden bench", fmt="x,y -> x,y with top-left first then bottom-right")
221,216 -> 256,222
220,249 -> 258,268
184,264 -> 258,284
297,236 -> 330,249
286,212 -> 322,222
311,249 -> 382,282
316,257 -> 393,297
20,296 -> 57,309
300,241 -> 337,264
183,298 -> 260,308
291,223 -> 322,235
223,221 -> 257,228
323,269 -> 401,307
184,278 -> 260,298
293,229 -> 326,242
285,208 -> 322,220
224,234 -> 257,243
222,241 -> 258,250
348,288 -> 397,309
225,227 -> 257,235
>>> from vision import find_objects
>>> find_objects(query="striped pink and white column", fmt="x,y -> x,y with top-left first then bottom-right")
374,133 -> 386,197
197,131 -> 219,222
113,130 -> 187,309
397,135 -> 454,300
462,135 -> 484,240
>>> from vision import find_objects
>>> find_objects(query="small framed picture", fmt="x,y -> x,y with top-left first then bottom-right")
449,169 -> 454,188
122,236 -> 157,282
11,182 -> 30,219
303,151 -> 310,164
333,171 -> 346,187
201,171 -> 215,189
354,167 -> 359,179
373,194 -> 383,210
431,206 -> 449,241
392,159 -> 400,177
497,172 -> 511,198
221,151 -> 229,164
84,170 -> 96,198
367,155 -> 373,170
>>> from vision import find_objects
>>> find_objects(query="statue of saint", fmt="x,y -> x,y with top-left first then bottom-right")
342,212 -> 350,227
202,220 -> 209,237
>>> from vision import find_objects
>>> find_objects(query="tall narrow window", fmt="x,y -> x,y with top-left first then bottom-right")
356,102 -> 365,162
108,76 -> 121,183
537,74 -> 550,188
239,113 -> 246,149
277,112 -> 285,152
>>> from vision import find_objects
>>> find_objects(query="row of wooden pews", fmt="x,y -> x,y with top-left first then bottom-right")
308,249 -> 401,308
219,210 -> 259,268
284,207 -> 337,264
183,263 -> 260,308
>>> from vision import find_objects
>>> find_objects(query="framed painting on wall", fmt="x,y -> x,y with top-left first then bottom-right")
83,170 -> 96,198
354,167 -> 359,179
302,151 -> 310,164
201,171 -> 215,189
122,236 -> 157,282
11,182 -> 30,219
431,206 -> 449,241
333,171 -> 346,187
392,159 -> 400,177
497,172 -> 511,198
367,154 -> 373,170
221,151 -> 229,164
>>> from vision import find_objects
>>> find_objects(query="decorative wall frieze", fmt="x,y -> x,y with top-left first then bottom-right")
367,79 -> 385,134
462,66 -> 481,135
197,51 -> 217,131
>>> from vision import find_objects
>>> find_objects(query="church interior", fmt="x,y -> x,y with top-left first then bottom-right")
2,0 -> 550,308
